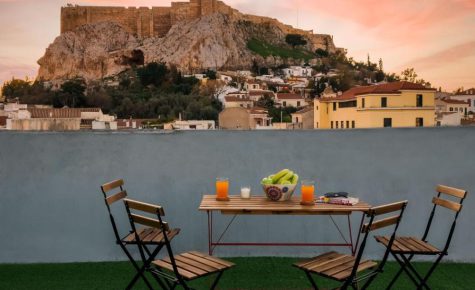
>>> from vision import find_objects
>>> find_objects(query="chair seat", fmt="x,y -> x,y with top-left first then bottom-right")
122,227 -> 180,244
152,251 -> 235,280
293,251 -> 377,281
375,236 -> 441,255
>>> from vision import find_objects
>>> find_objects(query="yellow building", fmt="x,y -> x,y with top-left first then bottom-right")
314,82 -> 436,129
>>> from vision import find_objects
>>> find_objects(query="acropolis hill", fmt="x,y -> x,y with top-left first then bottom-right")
61,0 -> 334,46
61,0 -> 236,38
39,0 -> 341,81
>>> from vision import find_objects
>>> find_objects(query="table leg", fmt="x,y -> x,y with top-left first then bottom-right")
352,212 -> 366,256
347,215 -> 354,254
207,210 -> 213,255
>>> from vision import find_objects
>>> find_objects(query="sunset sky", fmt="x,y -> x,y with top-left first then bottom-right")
0,0 -> 474,91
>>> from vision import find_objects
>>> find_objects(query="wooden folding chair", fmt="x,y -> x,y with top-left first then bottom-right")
375,185 -> 468,290
100,179 -> 180,290
294,201 -> 408,290
124,199 -> 235,290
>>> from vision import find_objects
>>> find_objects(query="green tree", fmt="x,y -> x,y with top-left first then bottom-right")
137,62 -> 168,87
285,34 -> 307,48
400,68 -> 418,83
204,69 -> 217,80
1,78 -> 31,99
256,95 -> 275,109
54,79 -> 87,108
400,68 -> 431,87
315,48 -> 329,58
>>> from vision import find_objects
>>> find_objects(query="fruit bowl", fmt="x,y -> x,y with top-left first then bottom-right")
262,184 -> 297,202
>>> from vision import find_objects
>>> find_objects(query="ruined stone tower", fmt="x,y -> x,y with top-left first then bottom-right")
61,0 -> 234,38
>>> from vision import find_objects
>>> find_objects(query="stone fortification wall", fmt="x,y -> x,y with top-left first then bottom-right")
61,0 -> 224,38
61,0 -> 335,52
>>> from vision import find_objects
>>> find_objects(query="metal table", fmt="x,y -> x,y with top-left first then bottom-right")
199,195 -> 371,256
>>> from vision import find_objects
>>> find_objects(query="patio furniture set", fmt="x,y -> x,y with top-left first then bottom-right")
100,180 -> 468,290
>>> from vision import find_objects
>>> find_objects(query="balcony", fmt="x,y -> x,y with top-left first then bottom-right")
0,128 -> 474,289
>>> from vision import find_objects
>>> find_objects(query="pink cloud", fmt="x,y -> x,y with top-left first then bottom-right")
402,40 -> 475,71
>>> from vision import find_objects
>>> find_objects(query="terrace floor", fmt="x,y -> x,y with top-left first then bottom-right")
1,257 -> 473,289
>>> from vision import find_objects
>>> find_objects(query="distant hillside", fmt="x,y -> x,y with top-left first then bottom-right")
38,2 -> 339,82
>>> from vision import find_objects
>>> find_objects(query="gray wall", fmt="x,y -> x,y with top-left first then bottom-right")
1,128 -> 474,263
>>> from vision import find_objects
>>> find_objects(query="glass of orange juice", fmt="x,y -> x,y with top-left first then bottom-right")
216,177 -> 229,201
301,180 -> 315,205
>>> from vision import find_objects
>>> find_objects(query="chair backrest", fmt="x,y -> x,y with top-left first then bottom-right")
100,179 -> 128,241
123,198 -> 177,269
422,185 -> 468,253
123,198 -> 169,232
349,201 -> 408,286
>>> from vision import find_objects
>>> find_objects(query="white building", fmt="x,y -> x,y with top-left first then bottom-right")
165,120 -> 215,130
275,93 -> 309,108
224,92 -> 253,109
436,112 -> 463,127
451,88 -> 475,114
282,66 -> 313,78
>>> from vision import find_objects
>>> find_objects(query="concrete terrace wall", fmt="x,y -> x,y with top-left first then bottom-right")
0,128 -> 474,263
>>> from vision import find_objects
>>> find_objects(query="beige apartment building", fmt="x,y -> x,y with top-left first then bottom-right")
314,81 -> 436,129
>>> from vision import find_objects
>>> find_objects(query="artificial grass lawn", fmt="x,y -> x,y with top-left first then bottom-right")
1,257 -> 474,289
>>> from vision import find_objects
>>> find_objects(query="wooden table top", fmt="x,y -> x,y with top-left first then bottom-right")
199,195 -> 371,215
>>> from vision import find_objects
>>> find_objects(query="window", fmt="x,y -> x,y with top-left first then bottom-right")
339,101 -> 357,108
316,106 -> 319,111
295,117 -> 299,123
381,97 -> 388,108
417,94 -> 423,107
283,101 -> 287,107
450,107 -> 454,112
341,121 -> 344,128
352,121 -> 355,128
333,102 -> 337,111
336,121 -> 339,129
316,122 -> 319,128
465,108 -> 467,115
346,121 -> 350,128
473,100 -> 475,107
416,118 -> 424,127
362,98 -> 365,108
384,118 -> 392,128
331,121 -> 334,129
297,101 -> 301,107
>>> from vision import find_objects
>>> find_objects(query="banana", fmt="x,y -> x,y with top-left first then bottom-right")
262,178 -> 273,185
278,171 -> 294,184
271,169 -> 289,184
291,174 -> 299,185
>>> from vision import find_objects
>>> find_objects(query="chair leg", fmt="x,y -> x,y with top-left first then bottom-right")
121,244 -> 154,290
210,271 -> 224,290
305,271 -> 320,290
399,254 -> 430,290
390,253 -> 421,289
127,244 -> 165,290
150,270 -> 171,290
386,253 -> 414,290
416,254 -> 444,290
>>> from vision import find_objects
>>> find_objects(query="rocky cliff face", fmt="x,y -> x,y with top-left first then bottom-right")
38,22 -> 140,81
38,12 -> 338,82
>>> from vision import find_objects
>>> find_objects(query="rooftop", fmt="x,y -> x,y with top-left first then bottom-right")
276,93 -> 305,100
322,81 -> 436,101
441,98 -> 469,105
225,96 -> 252,102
